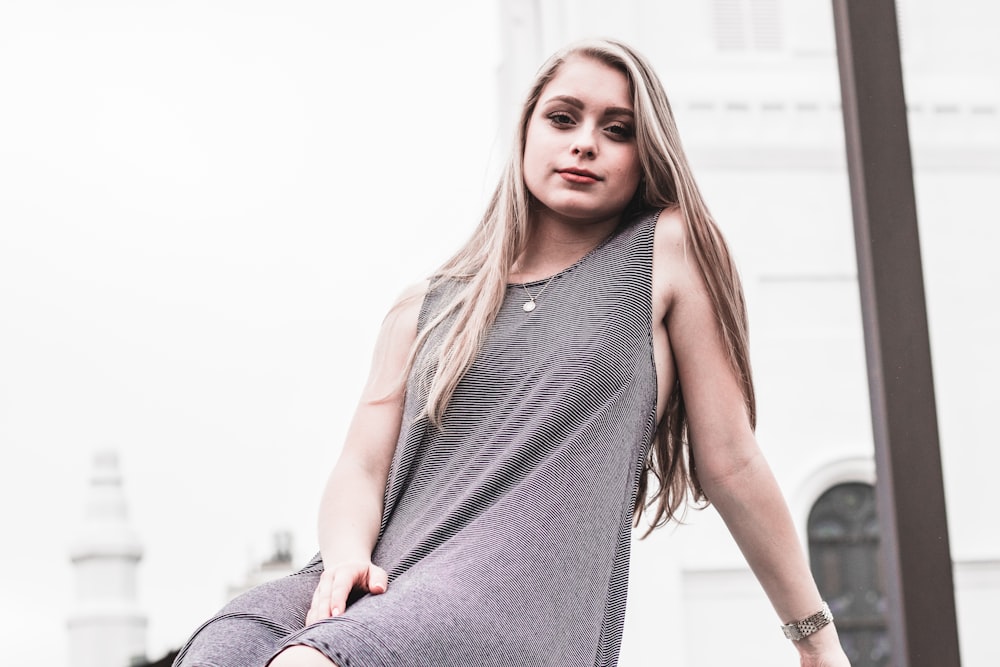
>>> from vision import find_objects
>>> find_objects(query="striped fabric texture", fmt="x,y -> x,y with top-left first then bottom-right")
174,208 -> 660,667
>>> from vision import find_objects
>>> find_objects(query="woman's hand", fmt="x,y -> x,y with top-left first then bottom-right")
306,560 -> 388,625
796,628 -> 852,667
800,651 -> 852,667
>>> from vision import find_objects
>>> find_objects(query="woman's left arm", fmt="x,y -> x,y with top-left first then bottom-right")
657,210 -> 850,666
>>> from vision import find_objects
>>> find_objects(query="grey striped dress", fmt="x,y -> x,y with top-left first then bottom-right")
174,208 -> 660,667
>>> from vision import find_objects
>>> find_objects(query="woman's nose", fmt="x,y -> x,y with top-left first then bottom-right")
571,141 -> 596,158
570,125 -> 598,158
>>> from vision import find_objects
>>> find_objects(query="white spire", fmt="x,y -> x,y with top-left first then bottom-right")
68,449 -> 147,667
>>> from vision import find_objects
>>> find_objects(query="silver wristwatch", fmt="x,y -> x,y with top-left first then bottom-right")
781,601 -> 834,641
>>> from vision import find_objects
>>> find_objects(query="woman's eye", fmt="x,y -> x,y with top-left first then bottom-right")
606,123 -> 633,139
548,112 -> 574,126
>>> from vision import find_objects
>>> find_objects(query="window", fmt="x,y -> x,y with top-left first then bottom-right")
807,482 -> 890,666
711,0 -> 783,52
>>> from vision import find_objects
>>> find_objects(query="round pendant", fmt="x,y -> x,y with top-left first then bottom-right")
522,300 -> 536,312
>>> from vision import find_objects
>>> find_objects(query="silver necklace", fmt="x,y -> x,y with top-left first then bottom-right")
520,276 -> 555,312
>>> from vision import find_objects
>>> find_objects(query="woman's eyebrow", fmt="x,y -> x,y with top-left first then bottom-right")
542,95 -> 633,117
604,106 -> 634,118
543,94 -> 586,109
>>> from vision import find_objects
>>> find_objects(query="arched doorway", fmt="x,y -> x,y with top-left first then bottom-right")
807,482 -> 890,666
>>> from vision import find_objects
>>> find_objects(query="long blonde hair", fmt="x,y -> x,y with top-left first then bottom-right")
409,38 -> 755,532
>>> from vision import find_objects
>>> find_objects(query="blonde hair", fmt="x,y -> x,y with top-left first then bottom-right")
409,38 -> 755,532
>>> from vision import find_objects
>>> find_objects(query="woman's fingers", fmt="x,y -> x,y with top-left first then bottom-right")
367,563 -> 388,595
306,570 -> 336,625
306,562 -> 389,625
325,567 -> 360,616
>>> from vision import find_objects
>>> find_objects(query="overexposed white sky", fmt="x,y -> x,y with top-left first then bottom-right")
0,1 -> 503,663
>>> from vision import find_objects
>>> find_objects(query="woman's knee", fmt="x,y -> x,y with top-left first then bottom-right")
269,645 -> 340,667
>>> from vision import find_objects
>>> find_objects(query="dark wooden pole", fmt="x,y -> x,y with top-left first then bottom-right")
831,1 -> 961,665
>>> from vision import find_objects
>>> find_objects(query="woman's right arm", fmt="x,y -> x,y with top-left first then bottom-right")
305,280 -> 428,625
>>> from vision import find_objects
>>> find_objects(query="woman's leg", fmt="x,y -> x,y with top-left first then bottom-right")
269,645 -> 339,667
173,569 -> 320,667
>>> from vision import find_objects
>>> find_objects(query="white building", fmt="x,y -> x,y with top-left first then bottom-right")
496,1 -> 999,666
226,530 -> 299,600
68,450 -> 147,667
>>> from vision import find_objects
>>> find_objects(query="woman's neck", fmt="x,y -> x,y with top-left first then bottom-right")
511,210 -> 621,282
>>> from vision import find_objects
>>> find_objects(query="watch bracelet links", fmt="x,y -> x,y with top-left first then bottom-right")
781,601 -> 834,641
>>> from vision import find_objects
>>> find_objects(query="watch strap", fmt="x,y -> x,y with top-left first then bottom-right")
781,601 -> 834,641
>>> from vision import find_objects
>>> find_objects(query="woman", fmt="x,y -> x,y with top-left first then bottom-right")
174,39 -> 851,667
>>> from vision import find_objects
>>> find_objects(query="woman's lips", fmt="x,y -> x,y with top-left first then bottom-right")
558,168 -> 601,184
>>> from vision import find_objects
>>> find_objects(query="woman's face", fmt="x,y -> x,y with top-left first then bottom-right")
523,55 -> 642,226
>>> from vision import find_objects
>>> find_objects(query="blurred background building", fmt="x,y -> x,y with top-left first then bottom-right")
67,452 -> 293,666
69,450 -> 147,667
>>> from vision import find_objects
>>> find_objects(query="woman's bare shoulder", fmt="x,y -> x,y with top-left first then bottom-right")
394,279 -> 431,309
652,206 -> 689,260
652,206 -> 704,311
381,279 -> 430,338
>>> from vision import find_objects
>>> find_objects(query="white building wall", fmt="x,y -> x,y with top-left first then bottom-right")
498,1 -> 1000,665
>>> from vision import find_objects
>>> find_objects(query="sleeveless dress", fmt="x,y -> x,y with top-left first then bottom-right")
173,208 -> 659,667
